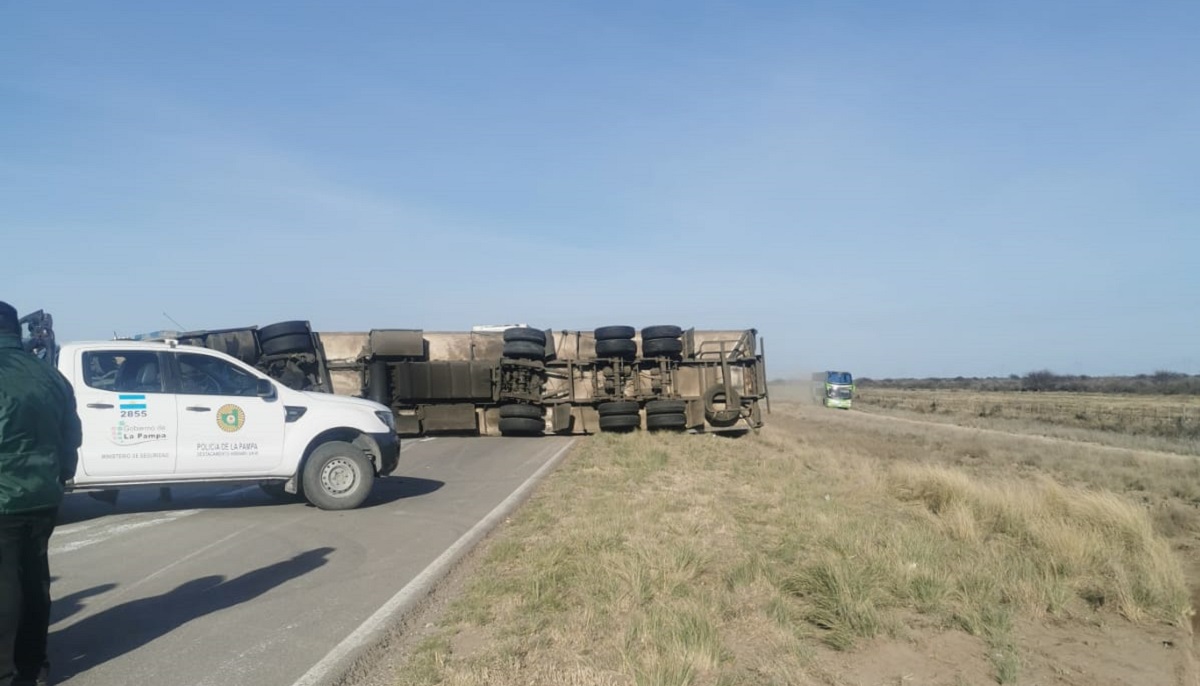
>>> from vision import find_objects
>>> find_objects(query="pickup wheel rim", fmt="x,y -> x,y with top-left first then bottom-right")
321,457 -> 359,496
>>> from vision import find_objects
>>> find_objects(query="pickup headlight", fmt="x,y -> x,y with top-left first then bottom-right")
375,410 -> 396,431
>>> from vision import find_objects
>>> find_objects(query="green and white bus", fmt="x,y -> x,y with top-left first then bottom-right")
812,371 -> 854,409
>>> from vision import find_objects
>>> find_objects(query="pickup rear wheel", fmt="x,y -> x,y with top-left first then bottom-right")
302,441 -> 374,510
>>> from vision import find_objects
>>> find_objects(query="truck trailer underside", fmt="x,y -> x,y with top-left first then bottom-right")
37,315 -> 769,437
315,326 -> 768,436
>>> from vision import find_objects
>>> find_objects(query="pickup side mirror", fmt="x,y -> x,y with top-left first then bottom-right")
257,379 -> 277,399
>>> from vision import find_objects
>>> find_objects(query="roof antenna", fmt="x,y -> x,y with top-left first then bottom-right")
163,312 -> 186,331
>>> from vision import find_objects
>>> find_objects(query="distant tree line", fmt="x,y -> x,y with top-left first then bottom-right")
857,370 -> 1200,395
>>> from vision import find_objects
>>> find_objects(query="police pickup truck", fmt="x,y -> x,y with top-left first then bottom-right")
50,333 -> 399,510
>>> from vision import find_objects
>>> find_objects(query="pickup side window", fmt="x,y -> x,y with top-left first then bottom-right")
177,352 -> 261,397
83,351 -> 166,393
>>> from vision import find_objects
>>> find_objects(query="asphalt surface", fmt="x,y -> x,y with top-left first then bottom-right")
44,436 -> 576,686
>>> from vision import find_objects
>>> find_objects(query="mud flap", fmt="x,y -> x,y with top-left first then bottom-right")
686,398 -> 705,429
421,403 -> 477,432
552,404 -> 573,433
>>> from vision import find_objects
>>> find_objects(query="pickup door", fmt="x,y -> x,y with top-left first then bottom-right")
73,349 -> 177,478
71,347 -> 289,483
171,350 -> 286,475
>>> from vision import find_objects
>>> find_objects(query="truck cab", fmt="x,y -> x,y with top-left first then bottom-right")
57,339 -> 399,510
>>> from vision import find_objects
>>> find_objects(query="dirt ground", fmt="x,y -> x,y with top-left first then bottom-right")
349,403 -> 1200,686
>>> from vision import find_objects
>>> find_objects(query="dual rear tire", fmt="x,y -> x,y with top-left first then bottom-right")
596,399 -> 688,432
645,399 -> 687,432
499,403 -> 545,436
641,325 -> 683,360
594,326 -> 636,360
503,328 -> 548,360
598,400 -> 639,432
592,325 -> 684,360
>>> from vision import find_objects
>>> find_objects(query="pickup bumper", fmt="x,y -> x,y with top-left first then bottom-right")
372,431 -> 401,476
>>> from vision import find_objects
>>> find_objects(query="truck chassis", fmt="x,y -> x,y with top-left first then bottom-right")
34,315 -> 770,437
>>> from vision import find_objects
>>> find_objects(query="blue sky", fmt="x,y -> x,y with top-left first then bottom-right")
2,1 -> 1197,378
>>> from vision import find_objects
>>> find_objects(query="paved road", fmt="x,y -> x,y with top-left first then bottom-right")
45,436 -> 575,686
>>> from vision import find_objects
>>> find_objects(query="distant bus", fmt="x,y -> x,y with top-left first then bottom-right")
811,370 -> 854,409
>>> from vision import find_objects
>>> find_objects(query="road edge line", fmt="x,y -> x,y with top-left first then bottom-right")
290,438 -> 576,686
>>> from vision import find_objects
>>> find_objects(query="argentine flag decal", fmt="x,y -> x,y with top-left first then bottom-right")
119,394 -> 147,410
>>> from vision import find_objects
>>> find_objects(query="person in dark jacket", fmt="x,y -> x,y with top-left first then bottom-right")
0,302 -> 81,686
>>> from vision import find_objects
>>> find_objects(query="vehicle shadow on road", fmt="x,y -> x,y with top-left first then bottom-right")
360,476 -> 443,507
56,488 -> 305,526
48,547 -> 335,680
56,476 -> 443,524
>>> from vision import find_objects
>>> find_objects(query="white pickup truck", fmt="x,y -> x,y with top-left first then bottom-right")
56,338 -> 399,510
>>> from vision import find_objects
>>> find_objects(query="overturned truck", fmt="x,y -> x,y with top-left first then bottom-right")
163,322 -> 770,437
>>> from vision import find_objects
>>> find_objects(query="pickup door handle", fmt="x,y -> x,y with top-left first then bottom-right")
86,403 -> 114,409
186,406 -> 211,412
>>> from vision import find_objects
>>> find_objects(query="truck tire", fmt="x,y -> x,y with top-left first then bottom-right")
641,325 -> 682,340
599,414 -> 640,431
703,385 -> 743,427
598,401 -> 639,416
502,340 -> 545,360
499,417 -> 544,435
594,339 -> 637,358
205,331 -> 261,364
642,338 -> 683,358
594,326 -> 635,340
302,441 -> 375,510
503,327 -> 546,345
647,413 -> 687,431
500,403 -> 544,419
645,399 -> 687,415
261,333 -> 316,356
259,321 -> 311,341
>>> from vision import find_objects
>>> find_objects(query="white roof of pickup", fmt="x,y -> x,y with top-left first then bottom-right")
62,340 -> 179,351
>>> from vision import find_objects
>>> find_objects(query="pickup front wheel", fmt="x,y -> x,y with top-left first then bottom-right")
303,441 -> 375,510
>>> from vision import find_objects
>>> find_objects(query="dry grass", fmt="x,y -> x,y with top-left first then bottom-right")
855,388 -> 1200,455
391,402 -> 1195,686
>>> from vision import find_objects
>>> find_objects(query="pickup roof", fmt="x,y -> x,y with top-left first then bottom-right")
58,339 -> 399,510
